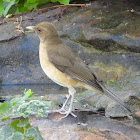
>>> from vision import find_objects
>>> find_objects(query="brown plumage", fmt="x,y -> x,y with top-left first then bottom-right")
26,22 -> 132,119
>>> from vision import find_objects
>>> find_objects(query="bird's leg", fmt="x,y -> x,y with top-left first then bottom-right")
58,94 -> 71,112
57,87 -> 77,119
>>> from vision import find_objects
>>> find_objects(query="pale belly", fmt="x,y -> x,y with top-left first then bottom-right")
39,50 -> 78,87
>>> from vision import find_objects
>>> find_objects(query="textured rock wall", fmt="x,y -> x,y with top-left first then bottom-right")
0,0 -> 140,118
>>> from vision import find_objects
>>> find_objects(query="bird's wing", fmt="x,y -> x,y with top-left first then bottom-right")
47,44 -> 103,92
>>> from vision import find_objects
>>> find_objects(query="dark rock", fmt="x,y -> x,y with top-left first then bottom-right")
28,112 -> 140,140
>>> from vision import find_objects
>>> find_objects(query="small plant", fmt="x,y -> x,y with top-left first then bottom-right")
107,80 -> 116,84
0,0 -> 70,17
0,117 -> 44,140
0,89 -> 51,139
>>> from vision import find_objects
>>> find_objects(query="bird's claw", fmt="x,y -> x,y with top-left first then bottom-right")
57,108 -> 77,119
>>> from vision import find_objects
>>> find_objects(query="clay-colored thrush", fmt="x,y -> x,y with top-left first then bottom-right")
26,22 -> 132,118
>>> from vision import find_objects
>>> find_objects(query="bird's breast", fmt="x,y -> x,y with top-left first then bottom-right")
39,45 -> 78,87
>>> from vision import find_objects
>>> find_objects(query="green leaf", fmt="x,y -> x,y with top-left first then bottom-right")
15,4 -> 28,13
11,97 -> 25,105
51,0 -> 58,2
10,119 -> 24,133
0,0 -> 4,16
51,0 -> 70,4
59,0 -> 69,4
3,0 -> 16,16
24,1 -> 39,10
26,127 -> 36,138
17,117 -> 29,127
0,102 -> 11,115
0,126 -> 14,138
8,4 -> 17,14
37,0 -> 51,7
26,0 -> 40,3
0,136 -> 5,140
26,127 -> 44,140
34,127 -> 44,140
1,116 -> 11,121
7,132 -> 24,140
3,0 -> 11,2
24,89 -> 33,98
10,89 -> 34,106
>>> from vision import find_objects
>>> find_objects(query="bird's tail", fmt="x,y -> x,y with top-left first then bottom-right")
97,81 -> 132,114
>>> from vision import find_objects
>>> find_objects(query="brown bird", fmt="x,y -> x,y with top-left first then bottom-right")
26,22 -> 132,119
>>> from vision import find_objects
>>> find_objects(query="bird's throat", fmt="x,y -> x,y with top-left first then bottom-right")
41,35 -> 62,45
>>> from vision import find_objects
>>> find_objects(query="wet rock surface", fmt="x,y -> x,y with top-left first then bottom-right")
28,112 -> 140,140
1,112 -> 140,140
0,0 -> 140,138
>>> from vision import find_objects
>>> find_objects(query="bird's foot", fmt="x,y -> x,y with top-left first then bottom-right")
57,108 -> 77,119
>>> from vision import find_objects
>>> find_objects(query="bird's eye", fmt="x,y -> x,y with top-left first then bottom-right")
37,29 -> 41,32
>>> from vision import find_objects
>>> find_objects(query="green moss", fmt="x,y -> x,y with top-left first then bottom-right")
90,62 -> 127,79
112,18 -> 140,37
87,128 -> 101,134
87,2 -> 140,37
96,11 -> 128,29
76,128 -> 101,134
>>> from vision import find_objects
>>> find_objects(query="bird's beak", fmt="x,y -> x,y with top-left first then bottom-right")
26,26 -> 35,31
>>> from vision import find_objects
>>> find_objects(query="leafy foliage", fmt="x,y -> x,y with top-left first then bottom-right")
0,89 -> 50,139
0,0 -> 4,16
0,89 -> 51,120
0,117 -> 44,140
0,126 -> 14,139
26,127 -> 44,140
0,0 -> 70,17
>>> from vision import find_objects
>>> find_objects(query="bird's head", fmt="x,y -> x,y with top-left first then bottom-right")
26,22 -> 61,44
